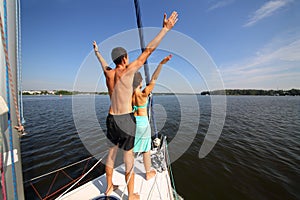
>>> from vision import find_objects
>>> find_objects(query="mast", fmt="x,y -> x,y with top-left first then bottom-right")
0,0 -> 25,199
133,0 -> 158,137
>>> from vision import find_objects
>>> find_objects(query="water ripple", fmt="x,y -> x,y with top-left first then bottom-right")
21,95 -> 300,199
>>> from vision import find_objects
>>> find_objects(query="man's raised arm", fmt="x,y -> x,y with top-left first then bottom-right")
93,41 -> 110,73
129,11 -> 178,70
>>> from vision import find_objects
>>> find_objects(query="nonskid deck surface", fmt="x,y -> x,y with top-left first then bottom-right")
58,151 -> 174,200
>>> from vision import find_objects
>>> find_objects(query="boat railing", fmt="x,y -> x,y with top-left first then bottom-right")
23,151 -> 108,200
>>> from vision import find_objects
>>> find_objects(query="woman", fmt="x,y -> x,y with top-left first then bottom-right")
132,55 -> 172,180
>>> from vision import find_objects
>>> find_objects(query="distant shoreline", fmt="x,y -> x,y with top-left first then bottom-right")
200,89 -> 300,96
22,89 -> 300,96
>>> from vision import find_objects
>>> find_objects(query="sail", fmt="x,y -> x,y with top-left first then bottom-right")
0,0 -> 25,199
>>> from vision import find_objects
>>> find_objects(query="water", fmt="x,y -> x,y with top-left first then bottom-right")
21,95 -> 300,200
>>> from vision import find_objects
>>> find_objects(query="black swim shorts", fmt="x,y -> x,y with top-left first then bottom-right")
106,113 -> 136,151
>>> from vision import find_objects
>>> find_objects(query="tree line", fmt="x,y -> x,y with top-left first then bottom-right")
22,90 -> 108,95
200,89 -> 300,96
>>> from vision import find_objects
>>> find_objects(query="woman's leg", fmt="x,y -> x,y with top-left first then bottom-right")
143,151 -> 156,180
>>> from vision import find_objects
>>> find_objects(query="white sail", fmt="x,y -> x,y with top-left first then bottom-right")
0,0 -> 25,199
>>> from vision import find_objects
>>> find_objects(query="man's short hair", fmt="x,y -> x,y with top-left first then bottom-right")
111,47 -> 127,65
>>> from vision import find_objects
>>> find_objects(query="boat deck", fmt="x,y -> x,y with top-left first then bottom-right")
58,151 -> 174,200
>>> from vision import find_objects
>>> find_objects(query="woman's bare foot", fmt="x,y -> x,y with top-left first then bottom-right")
146,169 -> 156,180
105,184 -> 118,196
128,193 -> 140,200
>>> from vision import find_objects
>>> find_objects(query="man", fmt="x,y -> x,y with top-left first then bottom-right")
93,11 -> 178,200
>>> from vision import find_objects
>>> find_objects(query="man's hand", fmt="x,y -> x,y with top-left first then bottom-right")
160,54 -> 172,64
163,11 -> 178,30
93,41 -> 99,52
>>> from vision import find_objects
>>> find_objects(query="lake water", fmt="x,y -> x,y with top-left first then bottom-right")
21,95 -> 300,200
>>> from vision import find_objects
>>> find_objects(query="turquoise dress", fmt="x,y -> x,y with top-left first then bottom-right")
133,101 -> 151,153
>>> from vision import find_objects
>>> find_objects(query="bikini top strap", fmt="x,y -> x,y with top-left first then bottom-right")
132,99 -> 148,112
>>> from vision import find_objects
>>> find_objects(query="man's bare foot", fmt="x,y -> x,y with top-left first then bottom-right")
128,193 -> 140,200
146,169 -> 156,180
105,184 -> 118,196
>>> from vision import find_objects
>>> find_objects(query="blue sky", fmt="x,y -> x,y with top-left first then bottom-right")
22,0 -> 300,92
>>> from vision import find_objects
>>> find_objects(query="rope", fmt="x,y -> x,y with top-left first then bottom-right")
30,182 -> 43,200
147,174 -> 159,200
131,3 -> 166,199
127,143 -> 164,200
149,94 -> 159,136
61,169 -> 73,181
24,147 -> 107,198
43,174 -> 87,200
24,152 -> 106,183
120,152 -> 156,200
166,141 -> 179,200
133,0 -> 159,139
43,175 -> 83,200
56,151 -> 108,199
45,171 -> 59,198
1,2 -> 19,199
29,172 -> 89,200
120,159 -> 136,199
162,138 -> 174,200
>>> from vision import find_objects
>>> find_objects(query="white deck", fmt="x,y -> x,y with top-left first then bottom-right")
58,151 -> 175,200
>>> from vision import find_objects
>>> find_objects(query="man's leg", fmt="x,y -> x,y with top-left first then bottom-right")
124,149 -> 140,200
105,145 -> 118,195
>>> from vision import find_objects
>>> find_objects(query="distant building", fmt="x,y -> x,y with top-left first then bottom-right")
47,90 -> 55,95
23,90 -> 57,95
23,90 -> 41,95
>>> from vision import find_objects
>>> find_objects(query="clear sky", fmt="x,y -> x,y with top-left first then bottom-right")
21,0 -> 300,92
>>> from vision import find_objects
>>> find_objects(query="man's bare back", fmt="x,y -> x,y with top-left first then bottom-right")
101,58 -> 137,115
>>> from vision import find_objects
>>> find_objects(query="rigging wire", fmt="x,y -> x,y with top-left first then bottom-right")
166,141 -> 179,200
133,1 -> 180,199
16,0 -> 25,124
56,151 -> 108,199
24,151 -> 107,183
